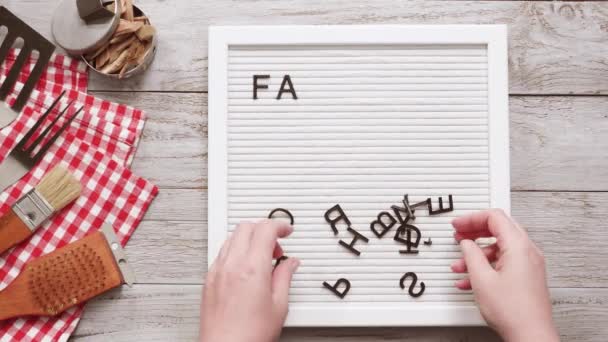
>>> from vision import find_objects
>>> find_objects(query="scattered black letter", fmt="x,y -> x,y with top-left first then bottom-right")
268,208 -> 294,225
339,227 -> 369,256
427,195 -> 454,215
324,204 -> 351,235
400,272 -> 425,297
370,211 -> 397,238
323,278 -> 351,299
394,224 -> 421,254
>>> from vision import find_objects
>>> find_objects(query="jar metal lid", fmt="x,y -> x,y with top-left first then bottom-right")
51,0 -> 121,55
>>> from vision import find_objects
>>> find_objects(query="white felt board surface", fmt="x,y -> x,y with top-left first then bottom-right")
208,25 -> 510,327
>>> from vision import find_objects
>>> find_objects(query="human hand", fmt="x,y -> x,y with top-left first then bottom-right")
200,220 -> 300,342
451,209 -> 559,342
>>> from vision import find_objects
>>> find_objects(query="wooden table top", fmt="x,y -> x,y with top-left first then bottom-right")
4,1 -> 607,341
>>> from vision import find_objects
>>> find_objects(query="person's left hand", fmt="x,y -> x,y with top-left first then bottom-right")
200,220 -> 300,342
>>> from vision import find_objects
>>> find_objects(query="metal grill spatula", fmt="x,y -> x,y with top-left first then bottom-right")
0,6 -> 56,128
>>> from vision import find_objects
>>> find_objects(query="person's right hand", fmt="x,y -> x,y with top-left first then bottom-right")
451,209 -> 560,342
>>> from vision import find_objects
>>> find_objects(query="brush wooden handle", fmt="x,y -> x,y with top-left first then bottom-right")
0,230 -> 125,321
0,209 -> 33,255
0,270 -> 45,320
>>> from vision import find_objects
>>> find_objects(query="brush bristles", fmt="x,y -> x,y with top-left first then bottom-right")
35,166 -> 82,211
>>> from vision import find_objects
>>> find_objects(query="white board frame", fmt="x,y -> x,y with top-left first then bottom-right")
208,25 -> 509,327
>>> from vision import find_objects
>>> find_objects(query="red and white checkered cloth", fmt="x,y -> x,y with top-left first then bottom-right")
0,51 -> 158,341
0,81 -> 140,167
0,130 -> 158,341
2,48 -> 88,93
1,50 -> 144,166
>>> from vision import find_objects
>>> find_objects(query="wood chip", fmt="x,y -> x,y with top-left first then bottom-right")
129,40 -> 145,62
119,0 -> 127,15
107,35 -> 137,63
123,0 -> 134,21
85,41 -> 111,61
115,19 -> 144,37
101,44 -> 137,74
95,48 -> 112,69
119,60 -> 137,78
135,25 -> 156,42
138,41 -> 153,65
110,33 -> 132,45
84,2 -> 156,75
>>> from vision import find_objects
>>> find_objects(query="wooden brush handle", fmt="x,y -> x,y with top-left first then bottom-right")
0,275 -> 43,320
0,209 -> 33,255
0,230 -> 124,321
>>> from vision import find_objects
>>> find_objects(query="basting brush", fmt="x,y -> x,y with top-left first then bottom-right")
0,165 -> 82,254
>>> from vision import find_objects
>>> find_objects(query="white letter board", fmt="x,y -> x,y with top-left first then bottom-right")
208,25 -> 510,327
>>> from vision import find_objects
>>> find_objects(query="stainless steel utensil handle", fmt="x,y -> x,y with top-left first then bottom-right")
0,155 -> 30,192
0,102 -> 18,129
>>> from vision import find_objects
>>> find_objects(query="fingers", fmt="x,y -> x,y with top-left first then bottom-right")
209,234 -> 234,276
272,257 -> 300,311
452,209 -> 523,249
217,235 -> 233,263
451,243 -> 499,273
250,219 -> 294,263
273,243 -> 284,259
226,221 -> 256,262
459,240 -> 495,287
454,231 -> 492,242
455,277 -> 472,290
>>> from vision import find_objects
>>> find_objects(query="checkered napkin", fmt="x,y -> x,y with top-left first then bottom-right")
0,52 -> 158,341
0,131 -> 158,341
2,48 -> 88,93
1,49 -> 144,166
0,81 -> 141,167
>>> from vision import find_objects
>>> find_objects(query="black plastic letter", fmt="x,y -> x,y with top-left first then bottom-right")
323,278 -> 351,299
427,195 -> 454,215
391,196 -> 416,225
370,211 -> 397,238
394,224 -> 421,254
268,208 -> 294,225
399,272 -> 425,298
253,74 -> 270,99
324,204 -> 351,235
339,227 -> 369,256
277,75 -> 298,100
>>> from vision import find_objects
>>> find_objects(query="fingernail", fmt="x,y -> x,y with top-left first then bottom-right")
291,258 -> 301,271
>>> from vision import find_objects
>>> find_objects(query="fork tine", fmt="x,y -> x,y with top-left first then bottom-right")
23,100 -> 74,155
16,90 -> 66,150
31,106 -> 82,165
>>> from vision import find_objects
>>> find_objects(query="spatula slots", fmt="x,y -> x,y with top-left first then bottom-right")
0,6 -> 55,127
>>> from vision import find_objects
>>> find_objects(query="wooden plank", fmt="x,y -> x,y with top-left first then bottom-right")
92,92 -> 608,191
71,285 -> 608,341
510,96 -> 608,191
3,1 -> 608,94
90,91 -> 208,188
131,191 -> 608,287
